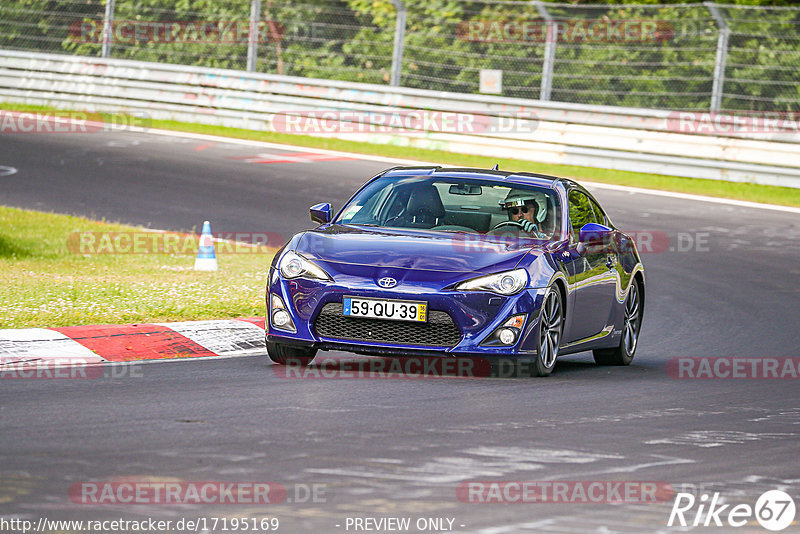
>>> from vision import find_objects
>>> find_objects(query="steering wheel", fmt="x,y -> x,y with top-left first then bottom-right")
383,213 -> 403,226
490,220 -> 546,238
491,220 -> 528,232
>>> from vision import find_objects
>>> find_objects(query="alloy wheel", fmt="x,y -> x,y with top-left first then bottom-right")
623,283 -> 640,355
539,290 -> 562,368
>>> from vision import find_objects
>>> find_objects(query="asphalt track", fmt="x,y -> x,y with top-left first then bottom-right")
1,129 -> 800,533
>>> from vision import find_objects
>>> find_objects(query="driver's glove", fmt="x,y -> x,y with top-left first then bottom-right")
519,219 -> 538,234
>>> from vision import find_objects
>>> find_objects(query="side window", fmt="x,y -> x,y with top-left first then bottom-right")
588,197 -> 607,226
346,185 -> 390,224
568,190 -> 598,241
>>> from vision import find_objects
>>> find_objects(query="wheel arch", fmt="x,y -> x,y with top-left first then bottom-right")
551,276 -> 567,320
633,270 -> 645,317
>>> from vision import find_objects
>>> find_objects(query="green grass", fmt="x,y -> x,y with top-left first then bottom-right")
0,206 -> 274,328
3,102 -> 799,207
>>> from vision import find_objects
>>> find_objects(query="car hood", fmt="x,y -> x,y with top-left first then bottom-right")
296,224 -> 539,274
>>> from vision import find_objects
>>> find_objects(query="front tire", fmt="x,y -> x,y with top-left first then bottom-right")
593,279 -> 642,366
266,341 -> 317,366
531,286 -> 563,377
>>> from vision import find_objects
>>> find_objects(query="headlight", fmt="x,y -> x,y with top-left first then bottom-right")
278,251 -> 332,281
455,268 -> 528,295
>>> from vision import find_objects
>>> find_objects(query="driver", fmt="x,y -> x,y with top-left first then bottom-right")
500,190 -> 547,237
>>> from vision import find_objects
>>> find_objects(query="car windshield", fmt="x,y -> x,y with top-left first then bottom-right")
335,175 -> 562,240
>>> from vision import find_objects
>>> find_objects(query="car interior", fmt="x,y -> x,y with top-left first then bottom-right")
344,178 -> 560,239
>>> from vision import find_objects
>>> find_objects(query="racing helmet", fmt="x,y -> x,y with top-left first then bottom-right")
500,189 -> 547,223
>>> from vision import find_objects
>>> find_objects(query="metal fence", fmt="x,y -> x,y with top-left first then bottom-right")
1,0 -> 798,112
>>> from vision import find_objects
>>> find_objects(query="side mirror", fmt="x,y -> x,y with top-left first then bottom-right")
577,223 -> 613,254
579,222 -> 613,243
310,203 -> 332,225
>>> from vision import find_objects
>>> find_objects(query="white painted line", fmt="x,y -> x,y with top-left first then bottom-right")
0,328 -> 104,363
0,165 -> 17,176
548,454 -> 696,480
6,350 -> 262,372
122,350 -> 263,366
131,126 -> 800,214
155,320 -> 265,356
137,126 -> 419,166
84,350 -> 265,371
581,181 -> 800,214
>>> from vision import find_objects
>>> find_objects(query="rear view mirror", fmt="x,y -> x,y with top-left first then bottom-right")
310,203 -> 332,224
449,184 -> 482,195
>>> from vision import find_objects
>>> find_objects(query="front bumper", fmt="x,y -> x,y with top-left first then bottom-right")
266,268 -> 549,357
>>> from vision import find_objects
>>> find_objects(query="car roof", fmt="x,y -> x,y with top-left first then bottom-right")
380,166 -> 575,190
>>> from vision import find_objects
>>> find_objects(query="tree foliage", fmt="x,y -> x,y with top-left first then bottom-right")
2,0 -> 797,111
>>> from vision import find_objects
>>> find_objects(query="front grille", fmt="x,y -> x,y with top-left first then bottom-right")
313,303 -> 461,348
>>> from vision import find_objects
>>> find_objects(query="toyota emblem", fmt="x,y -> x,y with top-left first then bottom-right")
377,277 -> 397,288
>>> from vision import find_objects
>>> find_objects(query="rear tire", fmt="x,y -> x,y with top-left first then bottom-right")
266,341 -> 317,366
531,286 -> 563,377
593,279 -> 642,366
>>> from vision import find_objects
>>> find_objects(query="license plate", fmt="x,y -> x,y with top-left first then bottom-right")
343,296 -> 427,323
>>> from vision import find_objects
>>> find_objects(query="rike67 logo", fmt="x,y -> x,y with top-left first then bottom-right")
668,490 -> 796,531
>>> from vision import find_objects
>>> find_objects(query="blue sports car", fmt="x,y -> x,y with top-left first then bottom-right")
266,166 -> 644,376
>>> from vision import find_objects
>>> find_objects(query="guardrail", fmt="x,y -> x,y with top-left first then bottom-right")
1,49 -> 798,188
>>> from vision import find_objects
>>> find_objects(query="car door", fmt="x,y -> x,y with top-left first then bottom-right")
563,189 -> 618,343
